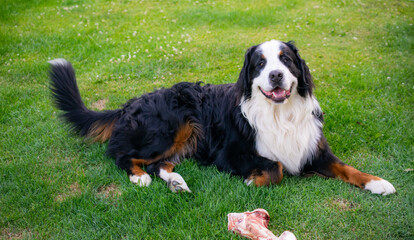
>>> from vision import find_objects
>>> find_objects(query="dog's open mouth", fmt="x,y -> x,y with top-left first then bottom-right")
259,86 -> 292,103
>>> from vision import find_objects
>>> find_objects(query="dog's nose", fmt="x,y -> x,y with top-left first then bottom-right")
269,70 -> 284,83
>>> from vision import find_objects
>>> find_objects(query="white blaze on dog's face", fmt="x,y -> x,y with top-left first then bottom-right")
251,40 -> 298,104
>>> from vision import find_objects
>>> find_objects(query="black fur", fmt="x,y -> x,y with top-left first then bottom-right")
235,45 -> 260,101
49,60 -> 121,138
283,41 -> 314,97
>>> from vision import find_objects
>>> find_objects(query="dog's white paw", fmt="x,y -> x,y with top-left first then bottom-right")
159,170 -> 191,193
244,178 -> 254,186
129,174 -> 152,187
364,179 -> 396,195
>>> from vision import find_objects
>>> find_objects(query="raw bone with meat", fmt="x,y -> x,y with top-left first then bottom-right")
227,209 -> 297,240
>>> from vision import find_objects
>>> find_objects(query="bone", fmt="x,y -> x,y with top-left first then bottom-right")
227,209 -> 297,240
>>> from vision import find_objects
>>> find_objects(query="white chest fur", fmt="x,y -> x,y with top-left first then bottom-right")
241,94 -> 323,175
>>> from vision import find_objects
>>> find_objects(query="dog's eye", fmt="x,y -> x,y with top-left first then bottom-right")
281,55 -> 291,64
258,61 -> 265,67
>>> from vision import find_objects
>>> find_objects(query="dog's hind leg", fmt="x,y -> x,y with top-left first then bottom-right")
111,121 -> 201,190
114,156 -> 153,187
128,158 -> 153,187
147,160 -> 191,193
143,122 -> 201,192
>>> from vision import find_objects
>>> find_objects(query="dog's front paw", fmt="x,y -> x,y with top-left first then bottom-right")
364,179 -> 396,195
129,174 -> 152,187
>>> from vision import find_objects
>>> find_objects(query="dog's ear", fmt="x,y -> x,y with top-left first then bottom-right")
236,45 -> 258,102
285,41 -> 314,97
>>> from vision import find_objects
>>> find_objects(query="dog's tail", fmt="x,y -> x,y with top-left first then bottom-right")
49,59 -> 121,143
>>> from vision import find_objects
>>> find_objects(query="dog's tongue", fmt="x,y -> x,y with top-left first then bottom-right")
271,88 -> 286,99
261,87 -> 291,103
267,88 -> 289,101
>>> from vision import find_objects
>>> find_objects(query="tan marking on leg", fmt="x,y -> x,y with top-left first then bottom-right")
330,163 -> 381,189
129,163 -> 151,187
247,162 -> 284,187
274,162 -> 284,183
160,121 -> 202,159
128,122 -> 202,170
130,165 -> 146,176
160,162 -> 175,173
253,171 -> 271,187
131,158 -> 158,166
170,122 -> 199,155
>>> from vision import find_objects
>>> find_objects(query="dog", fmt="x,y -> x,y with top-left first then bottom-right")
49,40 -> 395,195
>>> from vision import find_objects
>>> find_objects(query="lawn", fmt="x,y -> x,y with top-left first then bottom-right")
1,0 -> 413,239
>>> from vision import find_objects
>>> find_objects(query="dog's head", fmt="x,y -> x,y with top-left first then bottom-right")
236,40 -> 313,104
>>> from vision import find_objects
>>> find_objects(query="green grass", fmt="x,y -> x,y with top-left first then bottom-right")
1,0 -> 413,239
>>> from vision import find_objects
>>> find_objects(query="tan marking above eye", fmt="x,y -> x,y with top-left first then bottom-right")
259,54 -> 266,66
279,50 -> 284,56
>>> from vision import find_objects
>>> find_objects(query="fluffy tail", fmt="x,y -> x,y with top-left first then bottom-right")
49,59 -> 121,142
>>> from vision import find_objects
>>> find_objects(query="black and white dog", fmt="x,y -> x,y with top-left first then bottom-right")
49,40 -> 395,195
